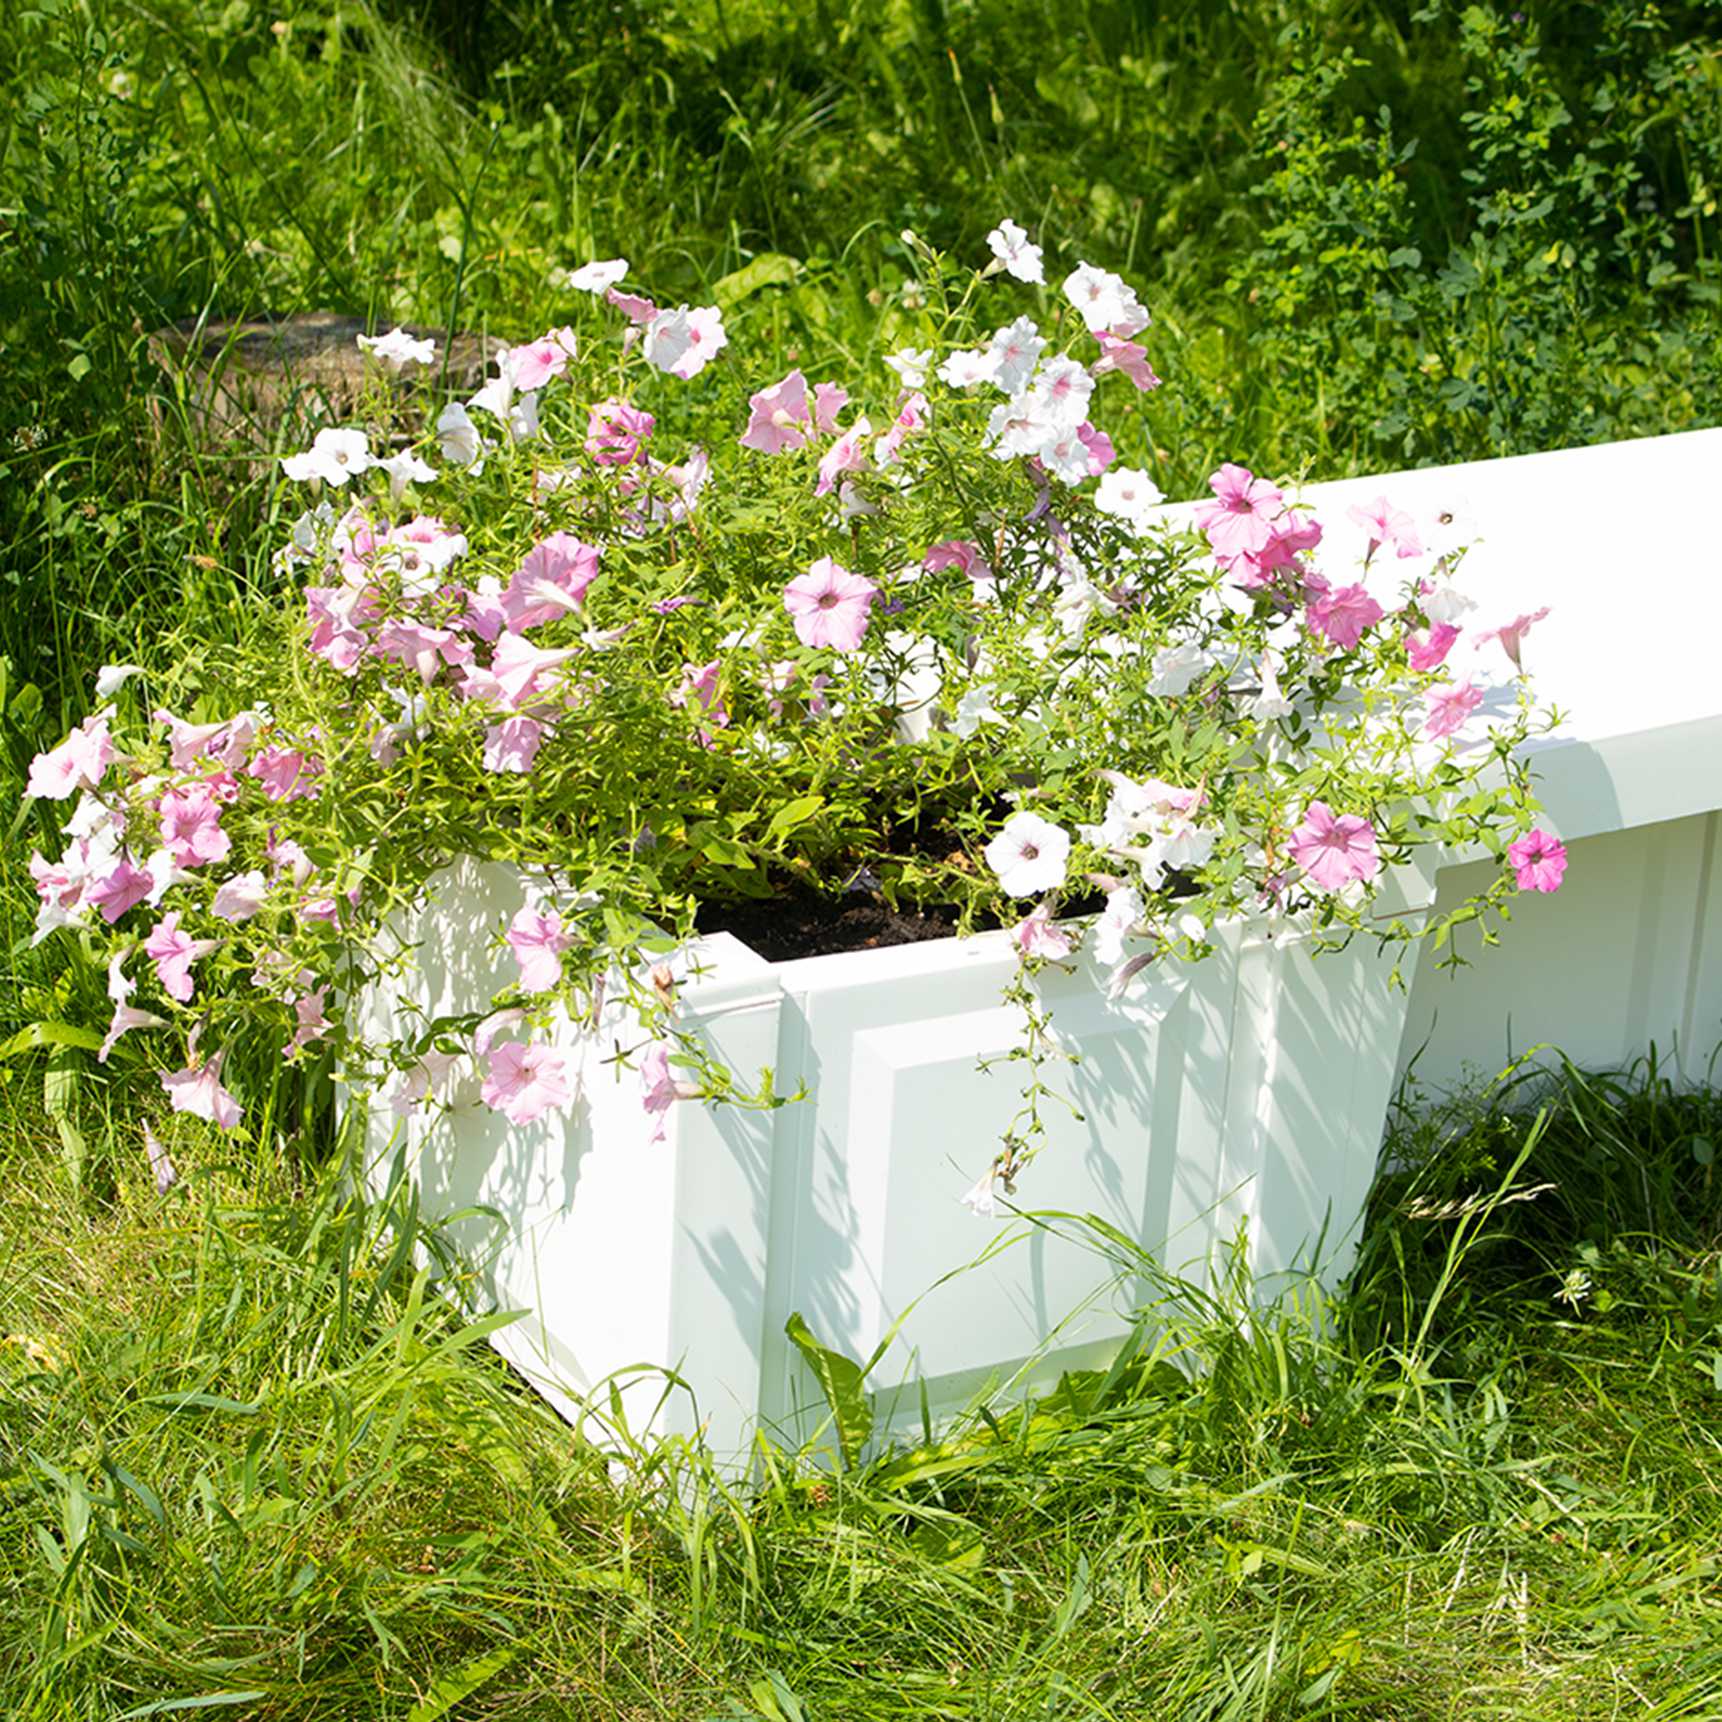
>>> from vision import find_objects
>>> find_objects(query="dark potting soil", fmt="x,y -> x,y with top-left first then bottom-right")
697,892 -> 966,961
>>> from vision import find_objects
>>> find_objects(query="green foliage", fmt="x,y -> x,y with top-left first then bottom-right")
2,1062 -> 1720,1715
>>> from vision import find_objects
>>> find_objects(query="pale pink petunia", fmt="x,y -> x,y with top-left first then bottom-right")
739,370 -> 812,454
1347,495 -> 1424,559
373,619 -> 473,684
153,709 -> 234,771
142,1119 -> 179,1194
670,658 -> 729,733
488,632 -> 580,707
100,1001 -> 164,1064
923,539 -> 990,580
641,304 -> 728,378
26,715 -> 113,800
503,326 -> 578,392
1476,607 -> 1550,671
144,911 -> 219,1003
1288,802 -> 1382,892
1193,464 -> 1284,561
211,870 -> 269,922
1076,421 -> 1115,476
1508,827 -> 1568,894
585,396 -> 655,466
246,745 -> 323,803
639,1042 -> 688,1144
482,715 -> 547,774
783,558 -> 878,652
480,1040 -> 575,1126
986,217 -> 1045,284
874,391 -> 929,468
1012,903 -> 1073,961
499,533 -> 601,633
287,989 -> 331,1056
161,1048 -> 241,1131
506,906 -> 572,992
815,415 -> 872,496
1090,334 -> 1161,392
1423,678 -> 1484,740
1406,622 -> 1461,672
606,285 -> 659,325
157,783 -> 231,868
811,381 -> 850,434
1224,509 -> 1324,588
87,858 -> 154,923
1307,583 -> 1385,651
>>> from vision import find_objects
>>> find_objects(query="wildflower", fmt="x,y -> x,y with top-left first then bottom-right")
143,911 -> 219,1003
25,715 -> 113,800
1095,466 -> 1163,533
1423,678 -> 1484,740
783,559 -> 879,652
500,533 -> 601,632
815,415 -> 872,496
985,811 -> 1071,897
356,326 -> 436,370
563,258 -> 629,293
811,381 -> 850,434
924,540 -> 990,580
986,217 -> 1045,283
1348,495 -> 1424,559
1308,583 -> 1385,651
503,327 -> 578,391
1508,827 -> 1568,893
506,906 -> 573,992
1288,802 -> 1382,892
280,427 -> 373,486
157,783 -> 231,867
740,370 -> 812,454
1476,608 -> 1550,671
1090,334 -> 1160,391
1193,463 -> 1283,561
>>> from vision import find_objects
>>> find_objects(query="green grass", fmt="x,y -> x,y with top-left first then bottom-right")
3,1058 -> 1720,1718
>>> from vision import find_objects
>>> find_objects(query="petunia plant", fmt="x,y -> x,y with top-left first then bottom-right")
24,219 -> 1566,1195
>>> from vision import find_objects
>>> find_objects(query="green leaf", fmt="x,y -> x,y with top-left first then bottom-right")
67,352 -> 92,380
138,1393 -> 262,1416
114,1696 -> 268,1720
406,1647 -> 518,1721
1691,1136 -> 1714,1168
712,253 -> 800,306
2,1021 -> 105,1060
784,1311 -> 872,1468
764,795 -> 824,844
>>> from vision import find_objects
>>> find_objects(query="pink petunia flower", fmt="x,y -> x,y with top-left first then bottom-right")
1406,622 -> 1461,672
246,746 -> 323,803
1307,583 -> 1386,651
639,1042 -> 691,1144
506,906 -> 573,992
143,911 -> 219,1003
1508,828 -> 1568,894
287,989 -> 331,1057
482,715 -> 547,774
585,396 -> 655,466
26,714 -> 114,801
211,870 -> 269,922
1348,495 -> 1424,559
740,370 -> 812,454
1423,678 -> 1484,740
500,533 -> 601,633
161,1046 -> 241,1132
811,381 -> 850,434
157,783 -> 232,868
1476,607 -> 1550,671
1193,464 -> 1284,561
86,858 -> 155,923
815,416 -> 872,496
1012,903 -> 1073,961
923,540 -> 990,581
480,1040 -> 575,1126
503,326 -> 578,392
783,558 -> 878,652
1090,334 -> 1161,391
1288,801 -> 1382,892
670,658 -> 729,736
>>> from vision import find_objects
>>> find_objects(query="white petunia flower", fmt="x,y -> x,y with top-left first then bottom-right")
435,402 -> 486,470
356,326 -> 436,371
984,810 -> 1071,897
1092,886 -> 1145,967
1147,641 -> 1212,697
560,258 -> 629,293
937,346 -> 1001,389
1094,467 -> 1164,534
885,347 -> 934,390
376,449 -> 438,503
985,217 -> 1045,284
280,427 -> 373,486
1061,261 -> 1149,335
988,316 -> 1046,396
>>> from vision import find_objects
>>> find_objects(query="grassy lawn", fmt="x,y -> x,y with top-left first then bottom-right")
2,1063 -> 1719,1717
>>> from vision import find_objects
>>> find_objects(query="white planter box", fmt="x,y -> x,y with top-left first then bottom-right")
353,428 -> 1722,1463
354,857 -> 1433,1463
